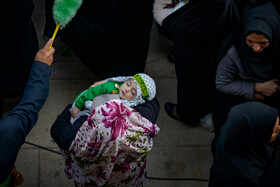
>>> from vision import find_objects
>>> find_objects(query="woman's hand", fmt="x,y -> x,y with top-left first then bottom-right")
89,80 -> 106,88
255,79 -> 280,97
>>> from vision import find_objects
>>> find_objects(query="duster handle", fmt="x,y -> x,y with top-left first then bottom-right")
49,24 -> 60,50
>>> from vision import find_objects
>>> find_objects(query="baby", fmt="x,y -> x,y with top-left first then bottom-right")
70,73 -> 156,117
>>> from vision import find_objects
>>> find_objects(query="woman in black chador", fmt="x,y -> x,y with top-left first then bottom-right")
209,102 -> 280,187
162,0 -> 280,126
213,2 -> 280,143
44,0 -> 153,79
0,0 -> 38,116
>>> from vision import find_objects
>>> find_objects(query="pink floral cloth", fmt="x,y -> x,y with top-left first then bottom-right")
63,99 -> 160,186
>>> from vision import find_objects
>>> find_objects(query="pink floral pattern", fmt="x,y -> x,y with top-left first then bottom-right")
63,99 -> 160,186
102,101 -> 132,140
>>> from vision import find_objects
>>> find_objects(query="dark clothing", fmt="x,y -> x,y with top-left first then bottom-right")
215,45 -> 280,125
212,89 -> 280,154
212,90 -> 246,143
174,38 -> 215,122
51,98 -> 160,151
0,0 -> 38,99
161,0 -> 271,121
44,0 -> 153,79
213,2 -> 280,150
50,104 -> 87,151
0,61 -> 51,183
134,98 -> 160,124
210,102 -> 280,187
234,3 -> 280,82
216,46 -> 255,99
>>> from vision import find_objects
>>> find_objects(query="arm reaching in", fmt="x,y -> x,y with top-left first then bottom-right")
0,39 -> 55,183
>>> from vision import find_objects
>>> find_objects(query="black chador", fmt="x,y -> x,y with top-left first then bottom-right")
44,0 -> 153,79
0,0 -> 38,100
162,0 -> 280,121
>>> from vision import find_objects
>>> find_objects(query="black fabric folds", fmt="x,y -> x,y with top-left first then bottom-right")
209,102 -> 280,187
0,0 -> 38,99
163,0 -> 278,43
161,0 -> 265,119
134,97 -> 160,124
161,0 -> 279,119
51,104 -> 87,150
45,0 -> 153,79
163,0 -> 246,44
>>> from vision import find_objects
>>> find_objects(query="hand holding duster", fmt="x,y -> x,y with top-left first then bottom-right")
49,0 -> 83,49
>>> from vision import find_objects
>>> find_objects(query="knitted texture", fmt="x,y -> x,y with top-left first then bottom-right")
53,0 -> 83,28
133,74 -> 149,99
106,73 -> 156,107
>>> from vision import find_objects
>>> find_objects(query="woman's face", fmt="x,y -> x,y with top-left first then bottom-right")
246,32 -> 270,53
269,116 -> 280,142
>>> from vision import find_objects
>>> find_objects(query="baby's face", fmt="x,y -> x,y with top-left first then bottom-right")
119,79 -> 137,101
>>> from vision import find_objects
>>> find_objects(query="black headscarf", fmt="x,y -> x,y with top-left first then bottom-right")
218,2 -> 280,82
209,102 -> 280,187
236,3 -> 280,82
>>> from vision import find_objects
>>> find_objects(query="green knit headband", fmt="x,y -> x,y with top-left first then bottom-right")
133,74 -> 149,100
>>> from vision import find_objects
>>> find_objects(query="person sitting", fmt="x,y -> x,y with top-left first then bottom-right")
160,0 -> 271,129
209,102 -> 280,187
213,2 -> 280,135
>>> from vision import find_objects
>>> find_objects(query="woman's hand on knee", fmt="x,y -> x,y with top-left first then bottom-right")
255,79 -> 280,97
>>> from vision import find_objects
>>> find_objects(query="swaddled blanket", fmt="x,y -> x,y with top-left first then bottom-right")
63,99 -> 159,186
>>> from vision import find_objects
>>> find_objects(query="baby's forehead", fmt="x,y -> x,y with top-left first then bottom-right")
125,78 -> 132,82
125,78 -> 134,83
125,78 -> 137,86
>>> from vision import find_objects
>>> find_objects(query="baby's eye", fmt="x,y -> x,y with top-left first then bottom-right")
132,90 -> 136,96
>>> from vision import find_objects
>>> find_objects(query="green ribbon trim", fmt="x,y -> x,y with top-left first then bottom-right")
133,74 -> 149,100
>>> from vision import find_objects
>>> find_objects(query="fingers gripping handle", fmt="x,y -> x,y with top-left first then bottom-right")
49,24 -> 60,50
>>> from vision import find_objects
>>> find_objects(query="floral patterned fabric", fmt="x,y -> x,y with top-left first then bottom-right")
63,99 -> 160,186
